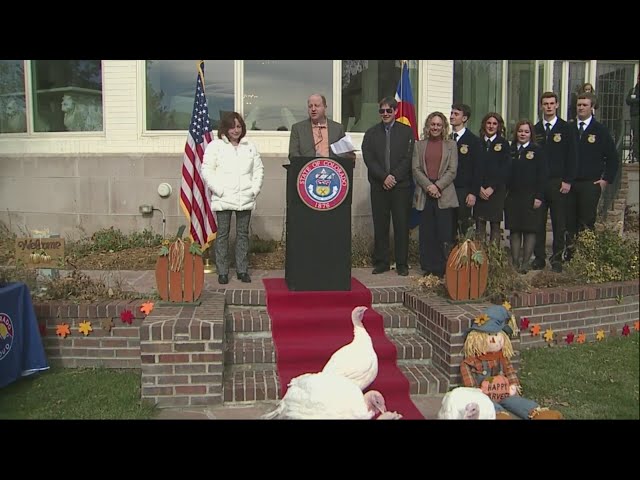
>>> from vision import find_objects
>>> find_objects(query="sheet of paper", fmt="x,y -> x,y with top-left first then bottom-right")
330,134 -> 358,154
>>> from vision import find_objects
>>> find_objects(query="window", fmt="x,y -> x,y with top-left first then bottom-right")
146,60 -> 234,131
341,60 -> 418,133
567,61 -> 587,121
0,60 -> 26,134
453,60 -> 503,136
596,62 -> 636,142
31,60 -> 103,132
506,60 -> 536,138
243,60 -> 332,131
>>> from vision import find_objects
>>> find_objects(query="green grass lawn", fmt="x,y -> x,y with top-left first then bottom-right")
519,332 -> 640,419
2,334 -> 638,420
0,367 -> 155,420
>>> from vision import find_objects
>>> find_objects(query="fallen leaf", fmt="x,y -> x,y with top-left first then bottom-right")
596,329 -> 605,341
140,302 -> 154,315
544,328 -> 554,343
120,309 -> 134,325
565,332 -> 575,344
56,323 -> 71,338
634,321 -> 639,332
78,320 -> 93,336
101,318 -> 114,332
622,324 -> 630,336
576,332 -> 586,344
531,324 -> 541,336
521,317 -> 530,329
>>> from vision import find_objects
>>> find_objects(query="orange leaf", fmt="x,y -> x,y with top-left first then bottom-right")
78,320 -> 93,336
140,302 -> 154,315
530,324 -> 541,336
56,323 -> 71,338
634,321 -> 639,332
576,332 -> 586,344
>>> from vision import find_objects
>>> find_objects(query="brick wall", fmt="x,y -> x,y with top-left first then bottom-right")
140,292 -> 226,408
34,299 -> 146,368
405,279 -> 639,387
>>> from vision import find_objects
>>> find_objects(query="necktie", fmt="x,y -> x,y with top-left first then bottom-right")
545,122 -> 551,138
385,126 -> 391,172
453,132 -> 458,142
579,121 -> 585,139
485,139 -> 491,151
518,145 -> 524,155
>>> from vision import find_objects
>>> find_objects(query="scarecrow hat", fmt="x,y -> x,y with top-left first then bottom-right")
469,305 -> 514,336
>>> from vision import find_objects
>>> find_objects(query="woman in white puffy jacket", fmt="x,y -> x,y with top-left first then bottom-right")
201,112 -> 264,284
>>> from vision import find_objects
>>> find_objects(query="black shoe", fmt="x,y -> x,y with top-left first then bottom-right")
551,262 -> 563,273
531,258 -> 546,270
397,266 -> 409,276
218,274 -> 229,285
372,266 -> 390,274
237,273 -> 251,283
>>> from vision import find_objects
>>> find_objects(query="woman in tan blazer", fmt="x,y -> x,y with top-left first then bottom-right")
412,111 -> 459,277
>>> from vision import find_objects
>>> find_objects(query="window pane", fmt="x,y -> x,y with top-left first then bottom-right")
31,60 -> 103,132
146,60 -> 234,131
567,61 -> 587,121
595,62 -> 635,143
341,60 -> 418,133
243,60 -> 332,131
453,60 -> 502,135
0,60 -> 26,133
506,60 -> 536,138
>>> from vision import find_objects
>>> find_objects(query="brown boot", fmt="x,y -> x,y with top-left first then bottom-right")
495,411 -> 516,420
529,407 -> 563,420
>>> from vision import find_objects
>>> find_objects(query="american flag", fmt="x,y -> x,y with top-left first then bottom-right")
179,60 -> 217,248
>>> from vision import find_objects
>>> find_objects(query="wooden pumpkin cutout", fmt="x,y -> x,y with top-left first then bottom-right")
155,228 -> 205,303
445,239 -> 488,301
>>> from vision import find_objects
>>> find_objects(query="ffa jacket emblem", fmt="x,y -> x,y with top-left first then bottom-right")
460,145 -> 469,155
526,151 -> 535,160
553,133 -> 562,143
494,144 -> 502,152
587,134 -> 596,143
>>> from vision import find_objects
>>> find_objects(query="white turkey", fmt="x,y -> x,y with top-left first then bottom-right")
261,371 -> 401,420
437,387 -> 496,420
321,306 -> 378,391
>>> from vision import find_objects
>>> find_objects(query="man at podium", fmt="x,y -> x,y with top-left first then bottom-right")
289,93 -> 356,162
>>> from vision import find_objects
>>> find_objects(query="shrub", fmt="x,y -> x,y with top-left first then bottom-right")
568,228 -> 639,283
484,241 -> 531,298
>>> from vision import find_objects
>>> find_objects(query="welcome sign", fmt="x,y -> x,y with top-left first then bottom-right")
15,237 -> 65,268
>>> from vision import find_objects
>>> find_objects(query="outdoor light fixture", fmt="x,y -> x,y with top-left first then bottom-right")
138,204 -> 166,238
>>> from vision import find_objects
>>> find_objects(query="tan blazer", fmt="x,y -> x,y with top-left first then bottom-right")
412,138 -> 459,210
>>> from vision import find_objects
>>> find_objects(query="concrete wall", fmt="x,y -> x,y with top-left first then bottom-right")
0,153 -> 377,241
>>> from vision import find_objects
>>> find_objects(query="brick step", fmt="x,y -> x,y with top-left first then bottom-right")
222,286 -> 411,307
224,330 -> 432,365
225,304 -> 417,333
222,364 -> 448,402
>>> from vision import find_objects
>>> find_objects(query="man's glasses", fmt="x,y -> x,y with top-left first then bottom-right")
378,108 -> 394,114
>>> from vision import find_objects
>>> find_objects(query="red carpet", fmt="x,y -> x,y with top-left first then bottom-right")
263,277 -> 424,420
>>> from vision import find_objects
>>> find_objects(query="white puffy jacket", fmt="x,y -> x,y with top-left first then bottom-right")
201,136 -> 264,212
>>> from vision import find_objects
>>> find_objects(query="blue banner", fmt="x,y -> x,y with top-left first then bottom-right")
0,282 -> 49,388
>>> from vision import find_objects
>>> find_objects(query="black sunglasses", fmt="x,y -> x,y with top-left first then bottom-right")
378,108 -> 394,114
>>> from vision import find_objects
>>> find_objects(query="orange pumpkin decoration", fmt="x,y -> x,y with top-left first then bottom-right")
480,375 -> 510,402
445,239 -> 488,301
155,238 -> 205,303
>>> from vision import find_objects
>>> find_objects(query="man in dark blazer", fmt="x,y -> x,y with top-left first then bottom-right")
450,103 -> 482,240
532,92 -> 578,273
288,93 -> 355,161
362,96 -> 415,276
566,92 -> 618,259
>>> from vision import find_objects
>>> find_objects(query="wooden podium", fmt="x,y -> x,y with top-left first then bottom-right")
284,156 -> 354,291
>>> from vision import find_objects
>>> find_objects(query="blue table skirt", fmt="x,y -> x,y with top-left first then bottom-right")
0,282 -> 49,388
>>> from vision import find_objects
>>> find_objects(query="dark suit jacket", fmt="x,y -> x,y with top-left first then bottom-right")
288,118 -> 346,159
361,121 -> 415,188
569,118 -> 618,183
453,129 -> 482,190
534,118 -> 577,184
